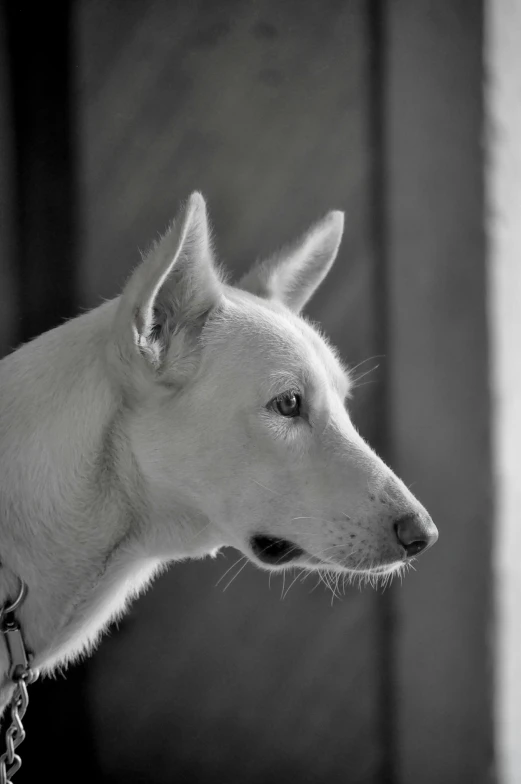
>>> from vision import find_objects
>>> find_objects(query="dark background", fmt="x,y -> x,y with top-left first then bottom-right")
0,1 -> 492,782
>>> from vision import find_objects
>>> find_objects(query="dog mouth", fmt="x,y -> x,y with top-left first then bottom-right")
249,534 -> 404,575
250,535 -> 306,565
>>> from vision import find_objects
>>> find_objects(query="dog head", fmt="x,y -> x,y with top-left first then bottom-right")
112,193 -> 437,581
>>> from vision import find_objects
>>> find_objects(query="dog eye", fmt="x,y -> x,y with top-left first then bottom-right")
271,391 -> 302,418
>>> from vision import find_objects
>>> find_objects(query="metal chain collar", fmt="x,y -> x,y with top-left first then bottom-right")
0,579 -> 38,784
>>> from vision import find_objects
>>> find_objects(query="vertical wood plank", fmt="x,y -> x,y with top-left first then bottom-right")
385,3 -> 494,783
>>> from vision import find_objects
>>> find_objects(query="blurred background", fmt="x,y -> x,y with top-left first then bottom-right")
0,1 -> 517,782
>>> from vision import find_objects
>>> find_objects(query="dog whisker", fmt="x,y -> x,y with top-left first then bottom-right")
350,364 -> 380,388
348,354 -> 385,375
291,516 -> 341,526
281,568 -> 305,600
222,557 -> 250,592
251,479 -> 344,521
215,554 -> 248,587
186,519 -> 214,543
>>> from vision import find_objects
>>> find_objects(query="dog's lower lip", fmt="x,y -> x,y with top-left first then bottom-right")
250,535 -> 305,565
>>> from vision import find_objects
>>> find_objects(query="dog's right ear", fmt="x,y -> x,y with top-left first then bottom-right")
112,192 -> 223,387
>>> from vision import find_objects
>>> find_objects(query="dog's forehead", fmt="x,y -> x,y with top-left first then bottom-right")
208,288 -> 350,395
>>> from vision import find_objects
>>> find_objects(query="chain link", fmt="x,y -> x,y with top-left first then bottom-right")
0,671 -> 38,784
0,580 -> 37,784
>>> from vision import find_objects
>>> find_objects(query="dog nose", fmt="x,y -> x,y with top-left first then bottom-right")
394,513 -> 438,558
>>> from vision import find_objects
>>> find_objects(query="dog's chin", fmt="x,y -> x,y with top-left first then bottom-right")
248,535 -> 404,576
339,561 -> 405,577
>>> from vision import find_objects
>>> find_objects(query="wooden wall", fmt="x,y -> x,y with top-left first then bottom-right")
385,4 -> 493,784
386,5 -> 493,783
0,2 -> 491,782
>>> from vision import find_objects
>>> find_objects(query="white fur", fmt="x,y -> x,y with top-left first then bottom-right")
0,192 -> 436,709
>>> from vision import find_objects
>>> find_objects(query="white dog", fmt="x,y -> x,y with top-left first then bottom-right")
0,192 -> 437,709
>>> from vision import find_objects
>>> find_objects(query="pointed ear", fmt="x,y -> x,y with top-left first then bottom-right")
238,210 -> 344,312
115,192 -> 223,376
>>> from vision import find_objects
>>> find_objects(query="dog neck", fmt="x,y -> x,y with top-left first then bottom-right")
0,300 -> 216,702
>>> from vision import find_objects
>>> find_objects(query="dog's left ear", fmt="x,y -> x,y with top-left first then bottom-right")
239,210 -> 344,312
114,192 -> 223,380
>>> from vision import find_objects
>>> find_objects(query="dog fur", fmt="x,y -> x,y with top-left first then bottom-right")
0,193 -> 437,709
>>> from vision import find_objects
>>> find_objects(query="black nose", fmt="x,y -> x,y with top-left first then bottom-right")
394,514 -> 438,558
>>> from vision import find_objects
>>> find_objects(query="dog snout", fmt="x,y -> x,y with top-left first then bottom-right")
394,513 -> 438,558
